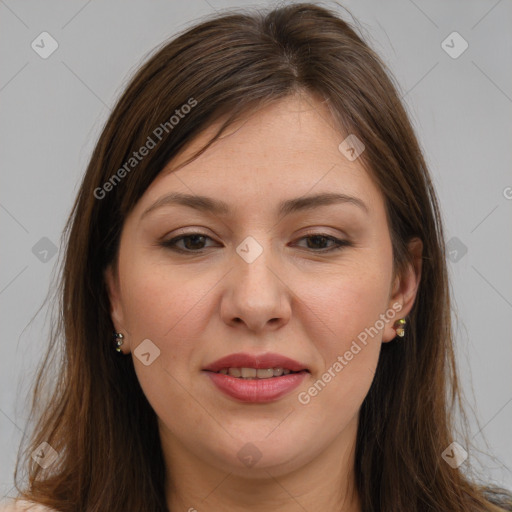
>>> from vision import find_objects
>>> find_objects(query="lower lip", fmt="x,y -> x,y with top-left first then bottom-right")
204,371 -> 308,403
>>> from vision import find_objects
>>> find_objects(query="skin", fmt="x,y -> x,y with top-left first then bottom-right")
105,91 -> 422,512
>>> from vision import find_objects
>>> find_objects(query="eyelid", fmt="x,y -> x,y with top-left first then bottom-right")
158,226 -> 217,243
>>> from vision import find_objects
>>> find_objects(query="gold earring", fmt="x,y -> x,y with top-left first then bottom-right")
395,318 -> 406,338
114,332 -> 124,352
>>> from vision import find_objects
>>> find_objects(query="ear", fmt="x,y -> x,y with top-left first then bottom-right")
382,237 -> 423,343
104,264 -> 128,345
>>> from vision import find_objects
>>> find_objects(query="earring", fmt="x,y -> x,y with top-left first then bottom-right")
114,332 -> 124,352
395,318 -> 406,338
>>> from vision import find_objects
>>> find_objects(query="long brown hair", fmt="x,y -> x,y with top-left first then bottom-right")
13,2 -> 511,511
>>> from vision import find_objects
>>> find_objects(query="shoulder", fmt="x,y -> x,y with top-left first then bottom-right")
0,499 -> 58,512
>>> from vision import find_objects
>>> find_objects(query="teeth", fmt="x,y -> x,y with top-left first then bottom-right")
220,367 -> 298,379
256,368 -> 274,379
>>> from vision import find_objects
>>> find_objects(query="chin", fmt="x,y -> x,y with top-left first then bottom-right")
203,427 -> 316,476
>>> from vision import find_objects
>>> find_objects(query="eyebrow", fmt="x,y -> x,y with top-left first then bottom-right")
140,191 -> 369,219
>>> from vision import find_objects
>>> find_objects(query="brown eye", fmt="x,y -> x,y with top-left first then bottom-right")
160,232 -> 351,254
161,233 -> 217,252
294,234 -> 351,253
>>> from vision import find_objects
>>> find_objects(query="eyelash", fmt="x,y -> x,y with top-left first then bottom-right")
159,232 -> 352,254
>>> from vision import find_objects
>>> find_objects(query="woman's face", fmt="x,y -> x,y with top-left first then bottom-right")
106,93 -> 421,478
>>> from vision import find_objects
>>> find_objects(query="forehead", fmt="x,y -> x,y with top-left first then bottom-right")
133,93 -> 384,219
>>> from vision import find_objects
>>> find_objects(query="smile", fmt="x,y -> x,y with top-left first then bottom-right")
214,367 -> 302,379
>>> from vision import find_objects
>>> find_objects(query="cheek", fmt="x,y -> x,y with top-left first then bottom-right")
300,256 -> 392,347
120,261 -> 218,426
119,254 -> 222,368
294,254 -> 392,411
122,273 -> 202,335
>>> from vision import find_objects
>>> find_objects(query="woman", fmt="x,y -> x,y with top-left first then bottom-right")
2,2 -> 510,511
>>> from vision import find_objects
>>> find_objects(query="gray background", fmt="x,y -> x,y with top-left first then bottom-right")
1,0 -> 511,500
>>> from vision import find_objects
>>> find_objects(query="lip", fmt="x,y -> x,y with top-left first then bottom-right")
202,352 -> 310,403
202,352 -> 309,373
204,371 -> 308,403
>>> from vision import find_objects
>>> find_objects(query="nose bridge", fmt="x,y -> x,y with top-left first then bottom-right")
234,234 -> 280,300
222,234 -> 290,330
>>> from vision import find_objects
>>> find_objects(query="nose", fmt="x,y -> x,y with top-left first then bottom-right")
220,238 -> 292,332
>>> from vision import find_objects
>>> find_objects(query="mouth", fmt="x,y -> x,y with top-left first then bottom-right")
202,351 -> 310,374
204,367 -> 310,379
201,352 -> 310,402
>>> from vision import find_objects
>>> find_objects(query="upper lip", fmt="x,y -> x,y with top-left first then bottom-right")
202,352 -> 310,373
